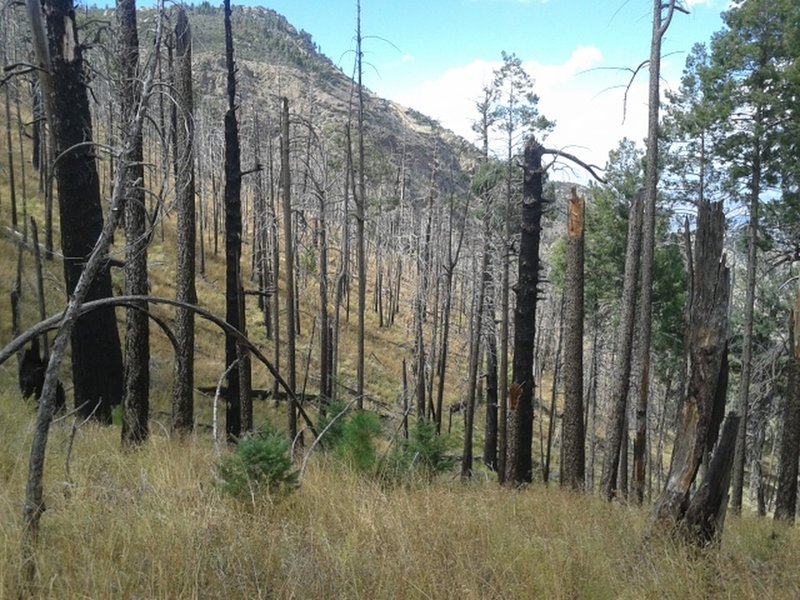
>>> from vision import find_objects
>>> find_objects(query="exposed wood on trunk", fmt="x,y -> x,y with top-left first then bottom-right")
561,188 -> 585,490
653,201 -> 730,527
685,413 -> 739,545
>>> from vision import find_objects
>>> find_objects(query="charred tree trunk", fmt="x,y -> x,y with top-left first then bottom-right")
544,295 -> 565,485
318,183 -> 331,405
483,244 -> 499,470
684,412 -> 739,544
774,301 -> 800,523
653,201 -> 730,527
118,0 -> 150,446
600,191 -> 643,500
223,0 -> 244,442
355,0 -> 367,408
42,0 -> 124,422
171,8 -> 196,435
509,138 -> 545,485
561,189 -> 585,490
281,97 -> 298,440
462,229 -> 489,479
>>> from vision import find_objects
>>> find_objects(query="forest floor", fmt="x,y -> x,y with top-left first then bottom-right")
2,381 -> 800,599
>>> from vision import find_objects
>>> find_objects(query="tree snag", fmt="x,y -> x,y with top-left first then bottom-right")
561,188 -> 585,490
653,200 -> 730,531
171,7 -> 196,435
509,137 -> 545,485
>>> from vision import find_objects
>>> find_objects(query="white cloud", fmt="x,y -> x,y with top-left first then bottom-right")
386,46 -> 653,182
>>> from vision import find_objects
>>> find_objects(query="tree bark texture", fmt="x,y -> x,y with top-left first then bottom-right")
462,231 -> 488,479
280,97 -> 298,439
223,0 -> 244,441
600,191 -> 643,500
355,0 -> 366,408
731,135 -> 762,513
509,138 -> 545,485
117,0 -> 150,447
171,7 -> 196,435
483,243 -> 499,470
44,0 -> 124,422
684,412 -> 739,544
561,189 -> 585,490
774,300 -> 800,523
633,0 -> 678,505
19,8 -> 161,575
653,201 -> 730,525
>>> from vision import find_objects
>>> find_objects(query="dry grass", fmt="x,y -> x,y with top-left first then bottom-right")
2,383 -> 800,599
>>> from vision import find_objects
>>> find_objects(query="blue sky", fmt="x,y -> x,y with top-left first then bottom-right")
104,0 -> 732,176
233,0 -> 731,180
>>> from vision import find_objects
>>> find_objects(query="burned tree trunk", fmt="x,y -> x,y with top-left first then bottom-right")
684,412 -> 739,543
600,191 -> 643,500
561,188 -> 585,490
118,0 -> 150,446
509,138 -> 545,485
653,200 -> 730,528
774,299 -> 800,523
462,229 -> 489,479
223,0 -> 244,441
41,0 -> 124,422
171,7 -> 196,435
281,97 -> 298,440
483,243 -> 499,470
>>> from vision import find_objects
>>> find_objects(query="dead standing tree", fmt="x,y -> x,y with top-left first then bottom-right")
171,7 -> 196,435
652,200 -> 732,542
600,191 -> 644,500
561,188 -> 585,490
223,0 -> 249,441
19,2 -> 163,581
117,0 -> 150,447
633,0 -> 688,505
29,0 -> 125,423
508,139 -> 545,485
506,139 -> 604,486
774,289 -> 800,523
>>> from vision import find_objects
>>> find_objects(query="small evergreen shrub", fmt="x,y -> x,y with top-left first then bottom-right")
316,400 -> 350,449
334,410 -> 382,473
216,422 -> 298,499
112,405 -> 123,427
383,420 -> 455,482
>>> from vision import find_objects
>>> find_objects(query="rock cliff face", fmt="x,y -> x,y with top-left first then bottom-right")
185,4 -> 481,200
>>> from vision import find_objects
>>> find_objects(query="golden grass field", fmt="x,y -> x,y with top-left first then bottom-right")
2,385 -> 800,599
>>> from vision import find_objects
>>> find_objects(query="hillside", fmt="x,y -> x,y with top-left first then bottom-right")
174,4 -> 482,200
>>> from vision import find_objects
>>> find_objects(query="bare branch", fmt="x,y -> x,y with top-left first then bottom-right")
541,147 -> 607,183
